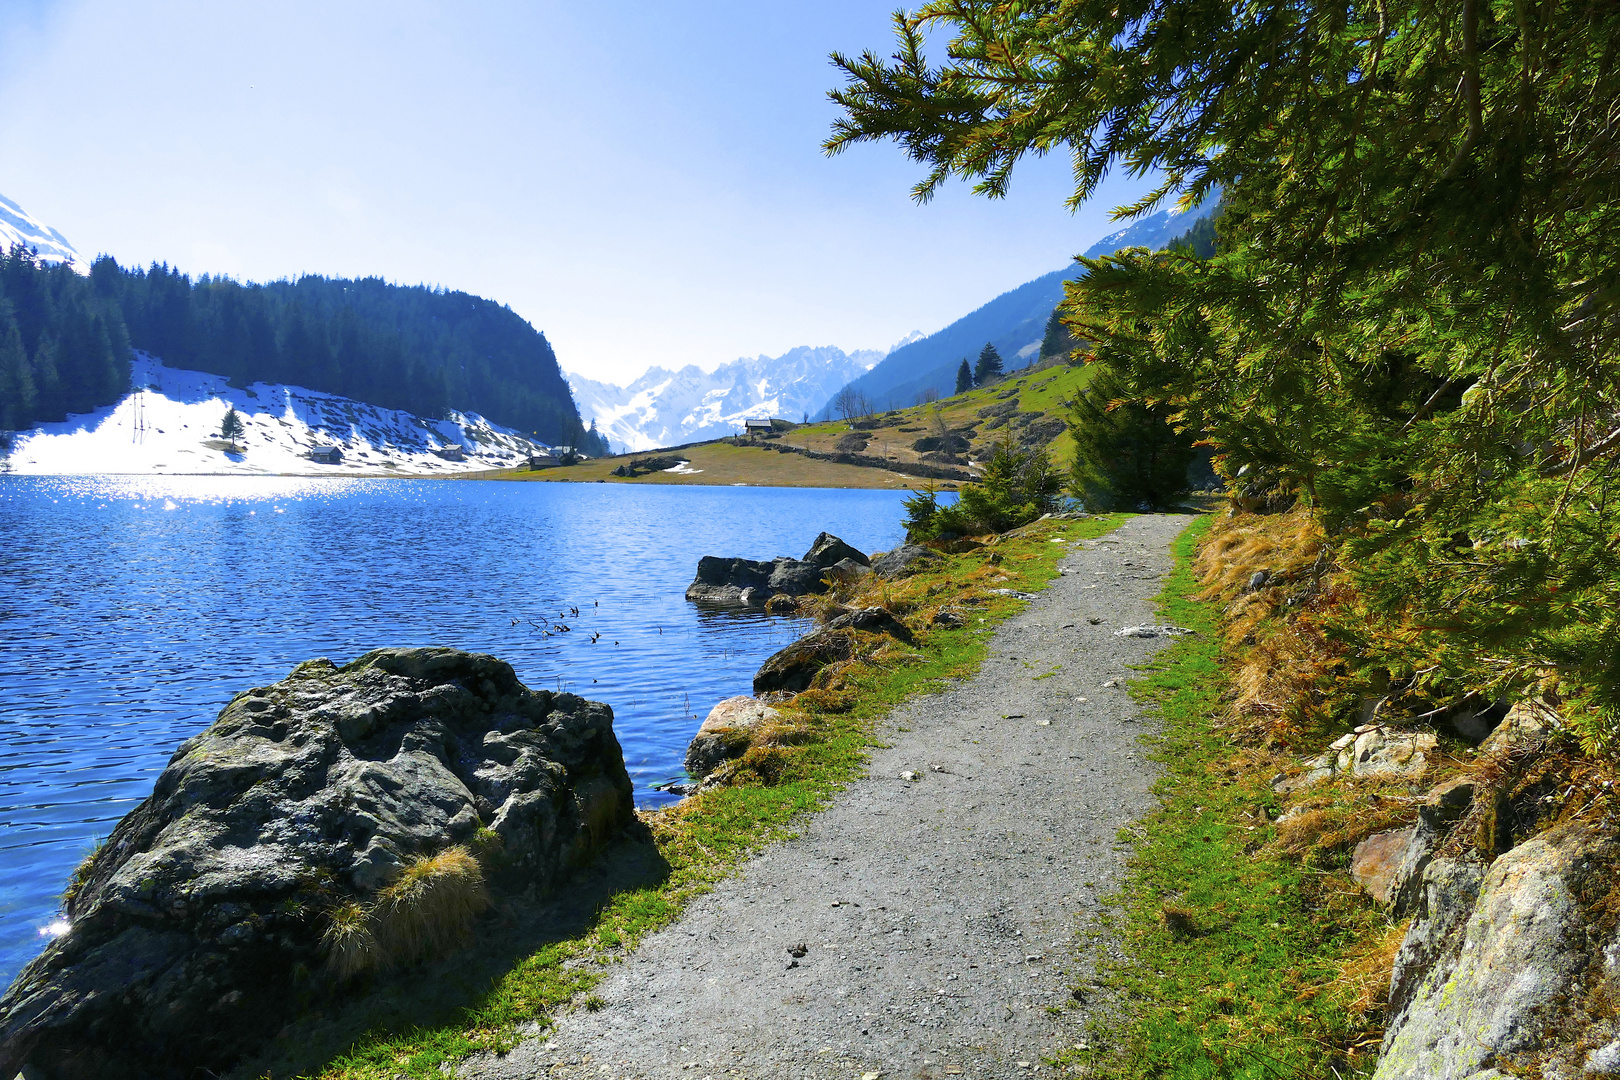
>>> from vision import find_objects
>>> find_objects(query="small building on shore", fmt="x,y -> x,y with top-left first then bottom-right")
433,446 -> 466,462
525,451 -> 559,470
307,445 -> 342,464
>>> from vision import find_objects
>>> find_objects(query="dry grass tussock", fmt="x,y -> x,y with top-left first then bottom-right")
1330,918 -> 1410,1031
322,845 -> 490,979
1195,509 -> 1355,748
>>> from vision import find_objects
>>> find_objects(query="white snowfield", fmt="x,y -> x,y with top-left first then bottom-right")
0,194 -> 87,271
2,353 -> 561,477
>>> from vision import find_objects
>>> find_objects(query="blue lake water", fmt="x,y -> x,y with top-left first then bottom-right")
0,475 -> 914,985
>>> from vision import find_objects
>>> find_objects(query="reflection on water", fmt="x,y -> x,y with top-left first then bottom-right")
0,475 -> 913,984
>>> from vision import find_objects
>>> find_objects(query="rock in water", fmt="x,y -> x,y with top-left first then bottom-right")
685,555 -> 823,607
802,532 -> 869,570
0,647 -> 635,1080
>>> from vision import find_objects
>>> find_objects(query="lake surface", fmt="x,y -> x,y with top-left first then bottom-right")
0,476 -> 915,985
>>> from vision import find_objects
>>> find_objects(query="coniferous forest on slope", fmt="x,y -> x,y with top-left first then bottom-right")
0,245 -> 597,448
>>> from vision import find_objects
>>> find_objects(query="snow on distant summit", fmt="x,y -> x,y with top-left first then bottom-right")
2,353 -> 558,476
0,194 -> 87,271
568,344 -> 881,453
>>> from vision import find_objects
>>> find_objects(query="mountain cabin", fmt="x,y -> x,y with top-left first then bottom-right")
743,418 -> 775,435
307,446 -> 342,465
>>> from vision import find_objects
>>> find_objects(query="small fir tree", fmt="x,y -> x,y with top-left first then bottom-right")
973,343 -> 1003,385
1067,365 -> 1194,511
954,359 -> 972,395
220,406 -> 245,443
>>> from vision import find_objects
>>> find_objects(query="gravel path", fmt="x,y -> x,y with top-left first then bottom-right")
461,513 -> 1194,1080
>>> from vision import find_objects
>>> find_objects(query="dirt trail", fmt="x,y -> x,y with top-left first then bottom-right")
461,513 -> 1195,1080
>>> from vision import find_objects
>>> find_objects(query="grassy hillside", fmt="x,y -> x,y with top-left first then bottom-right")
491,361 -> 1093,489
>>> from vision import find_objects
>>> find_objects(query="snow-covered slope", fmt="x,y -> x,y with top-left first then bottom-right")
2,353 -> 558,475
0,194 -> 87,271
567,344 -> 882,453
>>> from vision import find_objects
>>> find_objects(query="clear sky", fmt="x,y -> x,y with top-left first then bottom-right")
0,1 -> 1151,386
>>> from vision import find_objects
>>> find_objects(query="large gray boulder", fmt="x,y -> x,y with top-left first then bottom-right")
803,532 -> 869,570
685,536 -> 866,607
685,555 -> 824,607
870,544 -> 943,579
0,647 -> 634,1080
1375,822 -> 1616,1079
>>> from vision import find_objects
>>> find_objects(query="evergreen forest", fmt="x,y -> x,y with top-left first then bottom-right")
0,245 -> 594,448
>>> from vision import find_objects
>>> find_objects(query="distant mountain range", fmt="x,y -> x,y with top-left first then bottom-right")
571,198 -> 1219,453
567,344 -> 890,453
813,197 -> 1219,417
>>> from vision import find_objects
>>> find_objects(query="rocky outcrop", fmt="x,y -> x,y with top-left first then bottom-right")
870,544 -> 942,579
0,647 -> 635,1080
752,607 -> 915,695
753,628 -> 857,695
1376,821 -> 1618,1080
803,532 -> 870,571
686,534 -> 868,608
685,697 -> 781,779
1351,777 -> 1476,914
1277,724 -> 1437,791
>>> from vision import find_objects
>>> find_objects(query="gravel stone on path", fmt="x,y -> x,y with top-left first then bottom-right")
458,513 -> 1195,1080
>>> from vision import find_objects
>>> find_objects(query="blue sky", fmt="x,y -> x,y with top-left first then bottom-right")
0,1 -> 1152,385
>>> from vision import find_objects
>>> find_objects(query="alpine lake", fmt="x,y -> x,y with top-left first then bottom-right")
0,475 -> 916,984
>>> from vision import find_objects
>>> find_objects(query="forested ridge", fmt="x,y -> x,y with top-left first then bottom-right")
0,246 -> 593,446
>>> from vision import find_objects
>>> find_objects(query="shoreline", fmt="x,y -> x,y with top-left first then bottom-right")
230,513 -> 1143,1079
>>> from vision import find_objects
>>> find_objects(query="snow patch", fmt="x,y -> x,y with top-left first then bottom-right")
2,353 -> 565,476
0,193 -> 87,272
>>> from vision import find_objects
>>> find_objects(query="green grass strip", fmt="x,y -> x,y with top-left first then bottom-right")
300,513 -> 1130,1080
1061,515 -> 1375,1080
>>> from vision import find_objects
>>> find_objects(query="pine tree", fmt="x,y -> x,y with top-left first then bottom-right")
0,320 -> 33,430
1067,364 -> 1194,511
824,0 -> 1620,743
220,406 -> 245,444
1039,309 -> 1075,362
954,359 -> 972,395
973,343 -> 1003,385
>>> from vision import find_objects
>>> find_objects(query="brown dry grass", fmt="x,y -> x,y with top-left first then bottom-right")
372,846 -> 491,967
1193,509 -> 1360,749
1331,917 -> 1410,1032
322,899 -> 383,981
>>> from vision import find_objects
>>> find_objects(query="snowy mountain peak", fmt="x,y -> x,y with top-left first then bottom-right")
568,344 -> 881,453
0,194 -> 88,272
886,330 -> 926,354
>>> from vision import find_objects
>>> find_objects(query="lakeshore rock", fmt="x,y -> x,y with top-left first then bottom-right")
870,544 -> 942,579
1376,822 -> 1617,1080
685,535 -> 867,607
0,647 -> 635,1080
824,557 -> 872,584
753,628 -> 856,695
803,532 -> 869,570
827,606 -> 914,644
685,697 -> 781,779
753,607 -> 915,695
